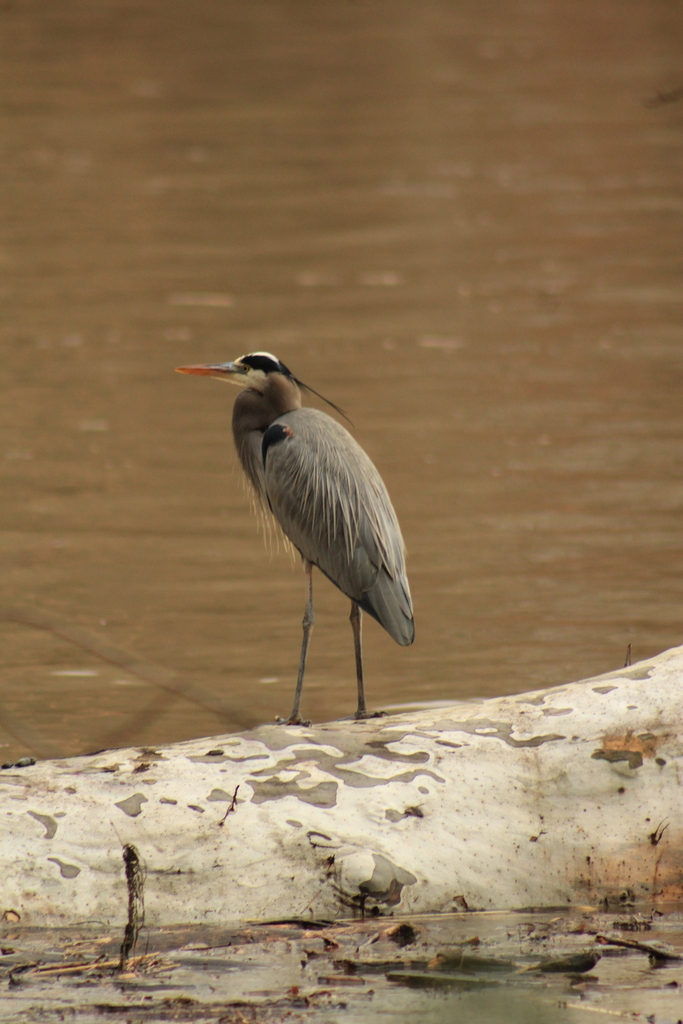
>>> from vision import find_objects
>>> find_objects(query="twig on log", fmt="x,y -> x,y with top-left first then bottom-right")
218,785 -> 240,826
118,844 -> 145,972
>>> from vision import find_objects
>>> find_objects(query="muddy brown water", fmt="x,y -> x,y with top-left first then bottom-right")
0,0 -> 682,763
3,908 -> 683,1024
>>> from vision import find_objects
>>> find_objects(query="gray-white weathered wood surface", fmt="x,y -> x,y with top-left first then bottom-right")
2,646 -> 682,926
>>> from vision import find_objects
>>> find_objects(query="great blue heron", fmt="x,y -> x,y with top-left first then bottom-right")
176,351 -> 414,725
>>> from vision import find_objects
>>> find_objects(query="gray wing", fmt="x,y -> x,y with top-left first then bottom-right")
263,408 -> 414,646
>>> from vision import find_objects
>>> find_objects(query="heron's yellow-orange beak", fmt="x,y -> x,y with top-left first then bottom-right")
175,362 -> 243,380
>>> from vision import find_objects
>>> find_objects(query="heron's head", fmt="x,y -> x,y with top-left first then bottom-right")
175,351 -> 293,392
176,351 -> 350,423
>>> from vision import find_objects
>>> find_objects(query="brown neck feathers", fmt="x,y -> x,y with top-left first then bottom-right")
231,373 -> 302,502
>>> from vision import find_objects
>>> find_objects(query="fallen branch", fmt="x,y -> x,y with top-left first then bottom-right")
1,645 -> 682,925
595,933 -> 682,961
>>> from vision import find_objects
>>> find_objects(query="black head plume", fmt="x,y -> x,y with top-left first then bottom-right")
294,377 -> 352,426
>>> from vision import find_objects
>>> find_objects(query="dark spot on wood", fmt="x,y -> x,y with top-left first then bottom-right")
114,793 -> 148,817
433,718 -> 564,748
250,779 -> 338,807
27,811 -> 58,839
621,666 -> 654,680
47,857 -> 80,879
592,749 -> 643,769
189,752 -> 268,764
137,748 -> 164,760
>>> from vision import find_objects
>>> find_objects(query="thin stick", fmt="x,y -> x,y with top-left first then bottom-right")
218,785 -> 240,826
118,844 -> 145,972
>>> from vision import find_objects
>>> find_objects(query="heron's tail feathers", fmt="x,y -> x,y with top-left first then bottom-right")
358,570 -> 415,646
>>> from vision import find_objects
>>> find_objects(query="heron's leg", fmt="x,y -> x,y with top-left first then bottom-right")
279,559 -> 314,726
349,602 -> 385,721
350,601 -> 366,718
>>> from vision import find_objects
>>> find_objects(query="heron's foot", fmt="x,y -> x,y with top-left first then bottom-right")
275,714 -> 312,727
353,710 -> 387,721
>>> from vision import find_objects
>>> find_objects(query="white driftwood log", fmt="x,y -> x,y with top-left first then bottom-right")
2,646 -> 682,926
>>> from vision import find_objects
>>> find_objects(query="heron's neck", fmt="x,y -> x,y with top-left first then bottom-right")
263,373 -> 302,420
231,375 -> 302,503
233,374 -> 302,434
